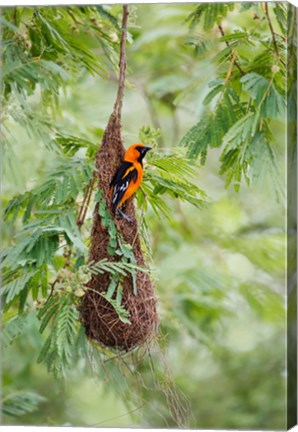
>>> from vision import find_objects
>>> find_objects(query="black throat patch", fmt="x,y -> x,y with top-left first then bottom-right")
136,146 -> 145,164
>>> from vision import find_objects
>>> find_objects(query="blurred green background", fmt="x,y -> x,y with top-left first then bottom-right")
2,3 -> 287,429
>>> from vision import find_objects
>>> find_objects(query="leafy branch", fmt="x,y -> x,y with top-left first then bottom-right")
2,391 -> 46,417
217,24 -> 244,75
264,2 -> 284,66
180,2 -> 285,195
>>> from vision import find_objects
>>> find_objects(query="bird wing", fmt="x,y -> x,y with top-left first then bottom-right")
110,161 -> 138,209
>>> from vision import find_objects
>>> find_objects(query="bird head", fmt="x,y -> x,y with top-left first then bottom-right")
124,143 -> 152,163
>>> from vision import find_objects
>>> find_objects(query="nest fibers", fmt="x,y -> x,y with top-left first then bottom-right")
80,113 -> 158,351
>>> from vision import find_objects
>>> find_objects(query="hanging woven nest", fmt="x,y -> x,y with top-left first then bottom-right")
80,6 -> 158,351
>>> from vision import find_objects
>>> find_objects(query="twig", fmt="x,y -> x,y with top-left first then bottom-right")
80,178 -> 94,223
113,5 -> 129,118
172,109 -> 179,145
251,15 -> 266,36
77,176 -> 95,228
224,50 -> 237,84
67,8 -> 82,25
139,186 -> 147,200
88,403 -> 146,427
63,247 -> 72,268
218,24 -> 245,75
264,2 -> 279,57
13,7 -> 17,26
47,247 -> 72,299
48,278 -> 58,299
246,97 -> 252,114
264,2 -> 286,68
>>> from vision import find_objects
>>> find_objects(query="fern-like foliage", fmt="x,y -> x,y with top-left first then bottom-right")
1,155 -> 93,319
2,6 -> 120,154
1,4 -> 120,219
33,252 -> 151,376
53,132 -> 99,158
4,157 -> 94,222
2,314 -> 28,347
240,72 -> 285,121
2,391 -> 46,417
142,151 -> 207,218
185,33 -> 214,57
186,3 -> 235,31
37,293 -> 80,377
2,272 -> 38,305
180,2 -> 286,195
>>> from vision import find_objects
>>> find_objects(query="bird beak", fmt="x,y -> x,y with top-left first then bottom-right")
143,146 -> 152,153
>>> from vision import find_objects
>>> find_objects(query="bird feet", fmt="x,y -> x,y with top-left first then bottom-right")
116,208 -> 132,223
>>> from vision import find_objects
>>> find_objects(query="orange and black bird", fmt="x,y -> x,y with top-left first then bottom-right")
110,143 -> 152,222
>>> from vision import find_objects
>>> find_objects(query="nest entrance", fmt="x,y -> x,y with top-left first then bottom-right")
80,112 -> 158,352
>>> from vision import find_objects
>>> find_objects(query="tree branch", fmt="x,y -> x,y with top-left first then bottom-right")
113,5 -> 129,118
13,7 -> 17,26
77,6 -> 129,230
264,2 -> 279,57
224,50 -> 237,84
264,3 -> 286,68
77,176 -> 95,228
218,24 -> 245,75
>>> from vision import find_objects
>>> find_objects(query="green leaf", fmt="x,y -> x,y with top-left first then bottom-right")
148,152 -> 198,178
180,88 -> 241,164
2,391 -> 46,417
118,242 -> 138,296
39,298 -> 60,334
100,292 -> 131,325
203,83 -> 224,105
248,130 -> 283,199
40,60 -> 70,81
179,115 -> 210,162
273,3 -> 287,35
0,16 -> 19,31
89,258 -> 149,278
4,158 -> 94,222
221,113 -> 255,152
186,3 -> 234,31
148,172 -> 206,208
37,294 -> 79,377
56,298 -> 79,362
219,31 -> 248,43
37,333 -> 52,365
240,283 -> 284,322
2,271 -> 38,304
4,192 -> 30,221
96,5 -> 120,29
116,284 -> 123,305
240,73 -> 285,119
239,2 -> 255,12
185,33 -> 213,57
141,183 -> 172,219
53,132 -> 97,157
106,275 -> 119,298
2,314 -> 27,347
